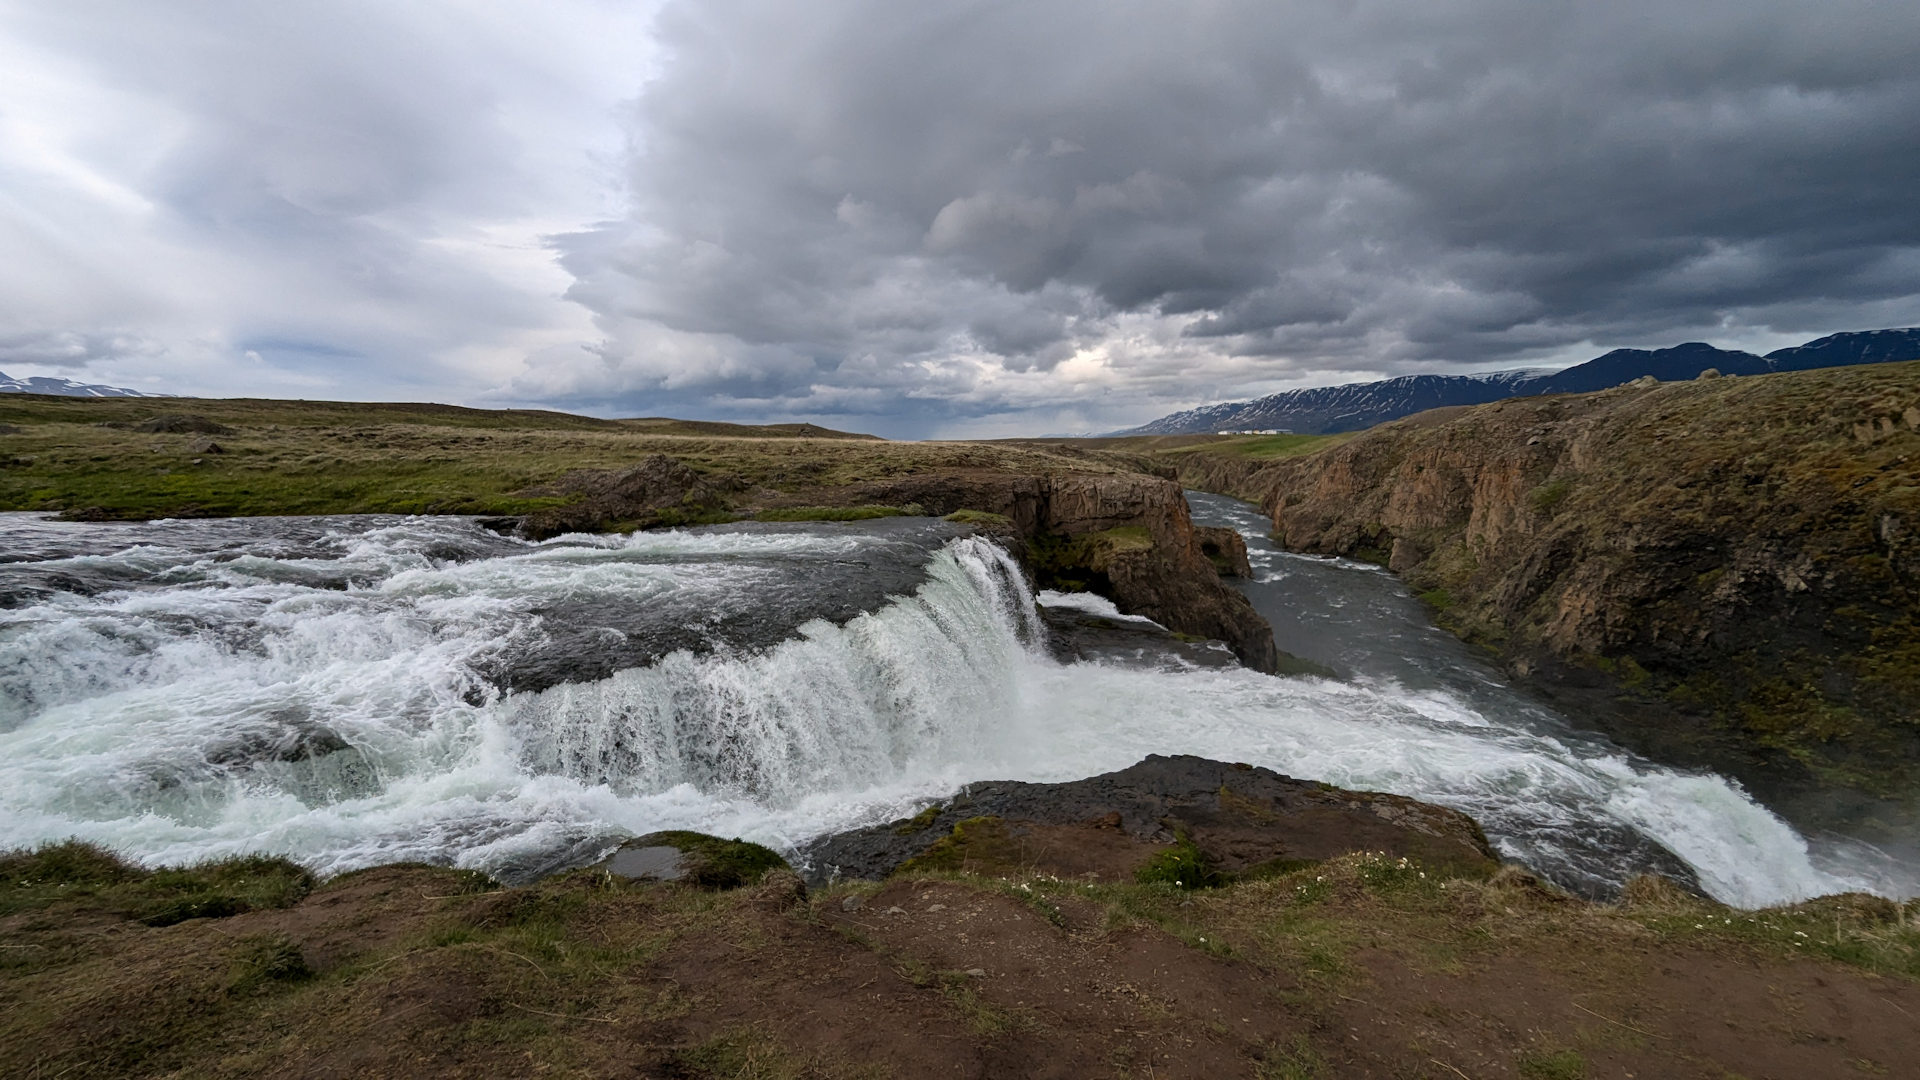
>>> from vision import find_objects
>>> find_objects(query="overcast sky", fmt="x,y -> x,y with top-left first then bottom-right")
3,0 -> 1917,437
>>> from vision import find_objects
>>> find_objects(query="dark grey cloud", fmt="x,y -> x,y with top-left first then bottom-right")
5,1 -> 1915,434
548,0 -> 1920,434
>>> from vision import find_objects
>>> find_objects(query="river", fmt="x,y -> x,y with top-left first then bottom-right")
0,504 -> 1910,906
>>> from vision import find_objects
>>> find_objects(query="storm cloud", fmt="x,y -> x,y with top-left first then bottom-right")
4,1 -> 1918,435
546,0 -> 1920,434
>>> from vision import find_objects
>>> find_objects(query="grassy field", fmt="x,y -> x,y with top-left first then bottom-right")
2,841 -> 1914,1078
0,395 -> 1132,519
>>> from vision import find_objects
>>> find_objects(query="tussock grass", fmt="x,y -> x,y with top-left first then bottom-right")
0,840 -> 312,925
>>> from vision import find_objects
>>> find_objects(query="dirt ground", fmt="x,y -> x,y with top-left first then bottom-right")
4,852 -> 1916,1079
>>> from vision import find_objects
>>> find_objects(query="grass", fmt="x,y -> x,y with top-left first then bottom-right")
942,509 -> 1012,526
621,832 -> 790,890
0,394 -> 1143,520
1134,838 -> 1227,889
1152,433 -> 1350,460
1517,1045 -> 1587,1079
3,841 -> 1918,1077
0,840 -> 313,925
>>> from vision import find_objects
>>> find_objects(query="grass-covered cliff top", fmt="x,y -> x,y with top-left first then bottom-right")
2,841 -> 1915,1079
0,395 -> 1137,519
1146,360 -> 1920,819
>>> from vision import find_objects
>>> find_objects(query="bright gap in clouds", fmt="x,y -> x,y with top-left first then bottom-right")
0,0 -> 659,400
2,1 -> 1918,439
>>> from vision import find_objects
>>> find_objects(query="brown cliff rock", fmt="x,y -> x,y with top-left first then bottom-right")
1170,361 -> 1920,819
849,470 -> 1282,672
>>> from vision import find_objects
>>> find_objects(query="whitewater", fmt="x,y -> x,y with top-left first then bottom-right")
0,509 -> 1910,908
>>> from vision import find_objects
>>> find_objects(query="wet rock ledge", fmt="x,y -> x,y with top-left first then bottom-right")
799,754 -> 1499,887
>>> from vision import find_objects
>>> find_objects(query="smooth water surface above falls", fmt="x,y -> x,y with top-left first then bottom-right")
0,507 -> 1910,905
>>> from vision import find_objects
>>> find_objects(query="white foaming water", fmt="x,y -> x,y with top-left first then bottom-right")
1035,589 -> 1164,627
0,514 -> 1902,906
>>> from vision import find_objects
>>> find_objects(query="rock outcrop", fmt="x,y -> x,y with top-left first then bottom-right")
1170,361 -> 1920,819
801,754 -> 1499,886
846,470 -> 1282,672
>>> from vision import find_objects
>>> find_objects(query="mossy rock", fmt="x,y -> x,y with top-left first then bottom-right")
943,509 -> 1012,526
891,804 -> 945,835
894,817 -> 1024,877
603,831 -> 789,890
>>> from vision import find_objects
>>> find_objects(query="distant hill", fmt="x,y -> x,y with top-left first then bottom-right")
1120,328 -> 1920,435
0,372 -> 160,398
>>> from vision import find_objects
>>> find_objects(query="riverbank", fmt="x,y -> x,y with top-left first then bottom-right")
3,826 -> 1915,1079
1134,362 -> 1920,838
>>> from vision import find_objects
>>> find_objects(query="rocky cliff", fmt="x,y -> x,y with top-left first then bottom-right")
506,457 -> 1283,674
846,470 -> 1282,672
1169,362 -> 1920,819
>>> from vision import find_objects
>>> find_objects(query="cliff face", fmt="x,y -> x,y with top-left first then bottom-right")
851,470 -> 1282,673
508,456 -> 1283,675
1174,362 -> 1920,811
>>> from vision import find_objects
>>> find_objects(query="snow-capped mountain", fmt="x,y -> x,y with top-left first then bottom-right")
0,372 -> 162,398
1117,329 -> 1920,436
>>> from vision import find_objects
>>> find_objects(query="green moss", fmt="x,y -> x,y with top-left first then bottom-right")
629,831 -> 789,890
942,509 -> 1012,526
891,804 -> 945,835
1029,526 -> 1157,592
896,817 -> 1018,876
1416,587 -> 1454,611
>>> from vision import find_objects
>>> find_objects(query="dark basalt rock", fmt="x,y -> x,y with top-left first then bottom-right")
1037,604 -> 1240,671
799,754 -> 1500,886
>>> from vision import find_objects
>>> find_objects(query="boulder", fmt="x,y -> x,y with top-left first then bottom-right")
801,755 -> 1499,886
590,830 -> 789,890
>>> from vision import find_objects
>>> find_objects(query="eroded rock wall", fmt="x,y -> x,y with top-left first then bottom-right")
1175,362 -> 1920,812
853,470 -> 1282,673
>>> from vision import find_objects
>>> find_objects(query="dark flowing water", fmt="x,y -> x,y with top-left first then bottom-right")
1186,490 -> 1919,901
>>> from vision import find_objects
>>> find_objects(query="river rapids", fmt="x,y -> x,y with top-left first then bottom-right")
0,504 -> 1910,907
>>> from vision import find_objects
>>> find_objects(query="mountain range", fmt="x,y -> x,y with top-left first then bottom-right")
0,372 -> 160,398
1120,328 -> 1920,436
